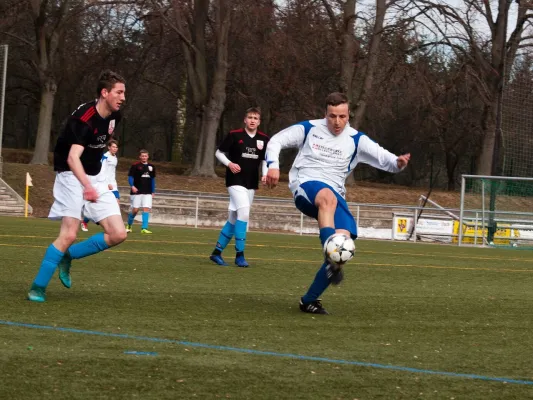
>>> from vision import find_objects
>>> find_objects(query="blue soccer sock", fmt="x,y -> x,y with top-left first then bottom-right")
234,220 -> 248,253
83,217 -> 90,224
302,261 -> 330,304
319,227 -> 336,246
127,213 -> 135,226
67,232 -> 109,260
33,244 -> 64,288
142,212 -> 150,229
213,221 -> 235,254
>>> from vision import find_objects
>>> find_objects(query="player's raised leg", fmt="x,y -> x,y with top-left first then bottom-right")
58,191 -> 127,290
28,217 -> 79,302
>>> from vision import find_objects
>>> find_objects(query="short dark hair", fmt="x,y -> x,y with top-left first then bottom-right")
108,139 -> 118,147
139,149 -> 149,155
96,70 -> 126,98
325,92 -> 348,109
245,106 -> 261,117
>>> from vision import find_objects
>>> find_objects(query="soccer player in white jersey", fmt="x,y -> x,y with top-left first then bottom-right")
209,107 -> 270,267
265,92 -> 410,315
81,140 -> 120,231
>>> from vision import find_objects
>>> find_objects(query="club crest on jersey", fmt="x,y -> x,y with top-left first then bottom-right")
108,120 -> 116,135
257,140 -> 264,150
148,166 -> 153,172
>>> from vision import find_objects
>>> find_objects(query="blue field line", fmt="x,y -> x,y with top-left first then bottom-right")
2,319 -> 532,386
124,351 -> 158,356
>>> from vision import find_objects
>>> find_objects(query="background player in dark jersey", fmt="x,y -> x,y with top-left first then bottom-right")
125,149 -> 156,234
28,70 -> 128,302
209,107 -> 269,267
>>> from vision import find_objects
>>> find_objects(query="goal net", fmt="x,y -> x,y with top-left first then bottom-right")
501,56 -> 533,178
459,175 -> 533,248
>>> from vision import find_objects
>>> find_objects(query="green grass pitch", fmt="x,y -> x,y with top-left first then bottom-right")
1,216 -> 533,399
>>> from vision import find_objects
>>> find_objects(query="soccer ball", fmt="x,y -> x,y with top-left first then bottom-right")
324,233 -> 355,266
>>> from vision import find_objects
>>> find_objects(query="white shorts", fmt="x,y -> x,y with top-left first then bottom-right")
131,194 -> 153,209
228,186 -> 255,211
48,172 -> 121,223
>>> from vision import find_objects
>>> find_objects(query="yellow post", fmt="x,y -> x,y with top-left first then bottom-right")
25,184 -> 29,217
25,172 -> 32,217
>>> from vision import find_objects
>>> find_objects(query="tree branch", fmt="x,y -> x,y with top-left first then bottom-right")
0,31 -> 34,47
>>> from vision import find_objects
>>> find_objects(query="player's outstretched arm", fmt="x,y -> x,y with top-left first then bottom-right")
397,153 -> 410,169
356,135 -> 409,173
265,125 -> 306,170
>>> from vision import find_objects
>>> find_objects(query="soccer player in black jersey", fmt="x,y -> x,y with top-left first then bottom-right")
209,107 -> 270,267
125,149 -> 156,234
28,70 -> 128,302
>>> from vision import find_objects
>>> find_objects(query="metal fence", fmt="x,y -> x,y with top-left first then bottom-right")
119,187 -> 468,243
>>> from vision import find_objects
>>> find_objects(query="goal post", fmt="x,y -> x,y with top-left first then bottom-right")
0,44 -> 7,177
459,175 -> 533,248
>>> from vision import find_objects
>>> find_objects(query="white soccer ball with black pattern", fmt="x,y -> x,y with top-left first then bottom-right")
323,233 -> 355,266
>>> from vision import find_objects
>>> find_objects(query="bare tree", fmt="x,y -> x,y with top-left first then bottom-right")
410,0 -> 533,175
322,0 -> 395,128
0,1 -> 138,165
322,0 -> 397,187
153,0 -> 232,177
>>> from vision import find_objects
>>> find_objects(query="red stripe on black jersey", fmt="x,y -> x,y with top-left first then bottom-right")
80,107 -> 96,122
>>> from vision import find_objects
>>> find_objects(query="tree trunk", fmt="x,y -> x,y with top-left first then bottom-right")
339,0 -> 357,97
172,77 -> 187,164
190,0 -> 230,177
352,0 -> 386,127
476,101 -> 498,175
193,93 -> 226,177
190,81 -> 227,177
191,107 -> 205,172
30,78 -> 57,164
446,153 -> 457,191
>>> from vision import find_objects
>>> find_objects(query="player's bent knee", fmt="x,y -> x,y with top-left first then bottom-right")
116,230 -> 128,243
109,229 -> 127,245
315,189 -> 337,211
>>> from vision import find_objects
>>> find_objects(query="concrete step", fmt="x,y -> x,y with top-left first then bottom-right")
0,178 -> 32,216
0,205 -> 25,213
0,198 -> 19,205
